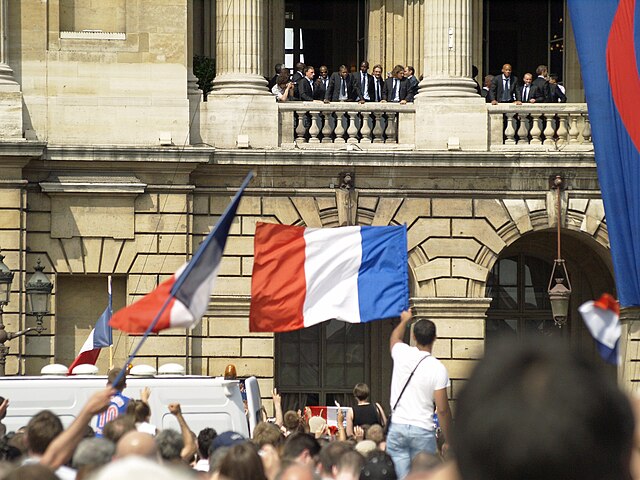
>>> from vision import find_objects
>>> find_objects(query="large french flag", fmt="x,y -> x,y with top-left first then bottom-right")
569,0 -> 640,308
579,294 -> 621,365
249,222 -> 409,332
111,172 -> 253,334
68,280 -> 113,374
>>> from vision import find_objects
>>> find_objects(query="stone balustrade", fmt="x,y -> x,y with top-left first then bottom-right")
488,104 -> 592,150
278,102 -> 416,147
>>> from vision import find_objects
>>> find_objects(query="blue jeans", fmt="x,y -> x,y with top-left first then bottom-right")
386,422 -> 437,479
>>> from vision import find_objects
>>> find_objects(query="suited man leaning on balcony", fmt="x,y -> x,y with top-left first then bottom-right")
324,65 -> 357,103
490,63 -> 519,105
381,65 -> 412,104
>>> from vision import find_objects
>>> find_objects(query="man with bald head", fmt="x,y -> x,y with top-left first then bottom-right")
116,431 -> 159,460
490,63 -> 519,104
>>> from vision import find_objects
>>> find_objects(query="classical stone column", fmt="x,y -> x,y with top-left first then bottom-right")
419,0 -> 478,97
0,0 -> 18,89
618,306 -> 640,393
210,0 -> 269,96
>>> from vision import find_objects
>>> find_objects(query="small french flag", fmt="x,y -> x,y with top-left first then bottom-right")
578,293 -> 621,365
249,223 -> 409,332
69,278 -> 113,374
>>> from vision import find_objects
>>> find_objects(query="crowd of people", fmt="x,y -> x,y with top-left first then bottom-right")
268,60 -> 567,104
0,308 -> 636,480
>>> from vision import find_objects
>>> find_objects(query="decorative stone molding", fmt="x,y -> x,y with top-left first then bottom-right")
208,295 -> 251,317
59,31 -> 126,40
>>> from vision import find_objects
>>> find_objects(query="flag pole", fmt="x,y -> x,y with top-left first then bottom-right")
108,275 -> 113,371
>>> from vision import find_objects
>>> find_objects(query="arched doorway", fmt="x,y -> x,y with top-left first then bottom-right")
485,229 -> 615,361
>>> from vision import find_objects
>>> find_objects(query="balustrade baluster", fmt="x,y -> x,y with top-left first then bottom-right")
542,114 -> 555,145
346,111 -> 359,144
360,112 -> 373,143
321,111 -> 334,143
568,114 -> 580,144
504,112 -> 516,145
308,111 -> 321,143
334,112 -> 346,143
372,112 -> 384,143
516,112 -> 530,145
556,113 -> 569,145
529,113 -> 542,144
295,110 -> 307,142
385,112 -> 398,143
582,115 -> 592,144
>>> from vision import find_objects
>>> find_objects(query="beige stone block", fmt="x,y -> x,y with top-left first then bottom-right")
581,199 -> 605,235
242,338 -> 274,357
432,199 -> 472,217
135,336 -> 187,356
0,230 -> 21,249
219,257 -> 241,276
129,254 -> 186,275
316,197 -> 336,212
100,239 -> 124,273
200,338 -> 241,357
237,197 -> 261,215
207,317 -> 251,337
503,199 -> 533,234
127,275 -> 159,295
414,258 -> 451,281
452,339 -> 485,359
159,234 -> 187,253
158,194 -> 188,213
242,217 -> 277,235
135,193 -> 158,213
526,199 -> 546,213
224,236 -> 254,256
394,199 -> 431,226
26,212 -> 49,232
258,378 -> 275,399
208,358 -> 274,378
82,237 -> 103,273
452,219 -> 505,254
433,319 -> 485,339
372,198 -> 403,226
474,199 -> 511,230
27,192 -> 51,212
24,334 -> 54,356
441,359 -> 479,379
242,257 -> 254,275
424,238 -> 481,260
452,259 -> 489,282
193,195 -> 209,215
115,236 -> 160,274
52,196 -> 135,239
136,213 -> 187,234
212,277 -> 251,295
60,237 -> 84,273
435,278 -> 468,297
292,198 -> 322,227
432,338 -> 452,359
569,198 -> 589,213
407,218 -> 450,251
210,196 -> 233,215
0,189 -> 20,208
358,196 -> 378,211
263,197 -> 299,225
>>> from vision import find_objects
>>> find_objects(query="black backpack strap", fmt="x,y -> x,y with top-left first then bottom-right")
391,353 -> 430,413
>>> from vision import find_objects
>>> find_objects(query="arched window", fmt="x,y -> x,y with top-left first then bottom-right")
485,254 -> 563,343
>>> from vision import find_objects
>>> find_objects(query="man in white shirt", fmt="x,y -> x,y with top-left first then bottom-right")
386,309 -> 452,480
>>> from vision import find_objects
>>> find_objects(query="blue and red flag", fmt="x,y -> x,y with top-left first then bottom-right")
568,0 -> 640,307
68,278 -> 113,374
579,294 -> 621,364
110,172 -> 254,333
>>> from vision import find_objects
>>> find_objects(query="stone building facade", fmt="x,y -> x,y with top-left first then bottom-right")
0,0 -> 632,411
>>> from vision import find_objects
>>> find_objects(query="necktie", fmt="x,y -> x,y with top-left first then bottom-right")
394,79 -> 398,101
309,79 -> 313,92
502,78 -> 510,101
376,81 -> 380,101
341,78 -> 346,97
524,85 -> 528,102
361,74 -> 366,93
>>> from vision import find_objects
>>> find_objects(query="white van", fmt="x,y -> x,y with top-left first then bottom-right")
0,368 -> 262,438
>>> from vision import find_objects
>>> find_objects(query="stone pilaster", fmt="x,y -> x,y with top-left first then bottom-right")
0,0 -> 22,140
210,0 -> 269,96
618,306 -> 640,393
0,0 -> 17,89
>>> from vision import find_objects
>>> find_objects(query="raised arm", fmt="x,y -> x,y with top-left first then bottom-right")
168,402 -> 197,462
390,309 -> 412,351
272,388 -> 283,427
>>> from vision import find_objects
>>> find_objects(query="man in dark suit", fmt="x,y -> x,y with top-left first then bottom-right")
371,64 -> 385,102
314,65 -> 330,100
404,66 -> 419,100
532,65 -> 551,102
548,74 -> 567,103
481,75 -> 493,102
517,73 -> 545,104
267,63 -> 283,91
353,61 -> 375,103
382,65 -> 413,103
291,62 -> 305,101
324,65 -> 357,102
490,63 -> 519,104
297,65 -> 316,101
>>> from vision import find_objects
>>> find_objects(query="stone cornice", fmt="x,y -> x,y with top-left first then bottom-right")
43,145 -> 213,165
208,295 -> 251,317
411,297 -> 493,319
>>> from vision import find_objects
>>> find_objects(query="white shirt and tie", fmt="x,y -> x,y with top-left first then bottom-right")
392,79 -> 400,102
522,84 -> 530,102
361,72 -> 370,101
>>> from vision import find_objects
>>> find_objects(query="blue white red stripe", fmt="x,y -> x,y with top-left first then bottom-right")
249,223 -> 409,332
578,293 -> 621,365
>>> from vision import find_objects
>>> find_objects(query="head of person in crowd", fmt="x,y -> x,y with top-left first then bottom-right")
549,73 -> 559,84
0,435 -> 22,462
276,460 -> 315,480
318,441 -> 352,478
353,383 -> 371,403
103,414 -> 136,443
128,398 -> 151,424
501,63 -> 512,78
472,64 -> 479,78
196,427 -> 217,461
92,456 -> 194,480
295,62 -> 306,74
115,430 -> 158,460
408,451 -> 442,476
4,463 -> 59,480
72,437 -> 116,480
484,74 -> 494,88
253,421 -> 284,448
372,64 -> 383,80
391,65 -> 405,80
25,410 -> 63,456
412,317 -> 437,347
276,68 -> 291,88
155,428 -> 183,464
283,410 -> 305,434
523,73 -> 533,85
209,446 -> 229,475
360,61 -> 370,73
282,432 -> 321,468
365,424 -> 384,445
354,439 -> 377,457
6,431 -> 26,457
304,65 -> 315,80
453,338 -> 634,480
404,66 -> 415,78
336,450 -> 365,480
360,450 -> 397,480
107,367 -> 126,391
318,65 -> 329,80
218,442 -> 267,480
274,63 -> 283,75
536,64 -> 548,78
339,65 -> 350,79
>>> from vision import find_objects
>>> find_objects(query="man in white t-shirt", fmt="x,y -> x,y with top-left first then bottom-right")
386,309 -> 452,479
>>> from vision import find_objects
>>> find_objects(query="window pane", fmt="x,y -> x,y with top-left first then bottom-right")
499,258 -> 518,285
496,287 -> 518,309
325,364 -> 344,386
346,365 -> 365,386
300,362 -> 320,386
279,364 -> 298,386
523,317 -> 561,337
486,318 -> 518,343
285,28 -> 294,49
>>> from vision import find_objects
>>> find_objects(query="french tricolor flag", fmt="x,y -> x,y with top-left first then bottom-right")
69,279 -> 113,374
249,223 -> 409,332
110,172 -> 253,334
578,293 -> 621,365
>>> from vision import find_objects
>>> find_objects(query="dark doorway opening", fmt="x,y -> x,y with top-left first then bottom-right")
483,0 -> 565,82
284,0 -> 366,74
